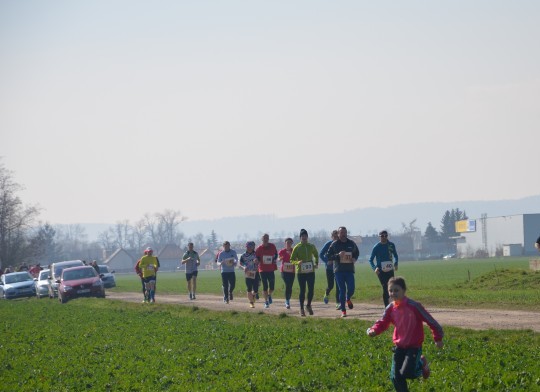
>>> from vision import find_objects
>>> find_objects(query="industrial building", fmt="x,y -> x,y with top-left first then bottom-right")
455,213 -> 540,257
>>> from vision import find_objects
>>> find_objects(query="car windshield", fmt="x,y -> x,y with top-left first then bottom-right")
55,263 -> 81,277
5,273 -> 33,284
63,268 -> 97,281
39,271 -> 50,281
98,266 -> 109,273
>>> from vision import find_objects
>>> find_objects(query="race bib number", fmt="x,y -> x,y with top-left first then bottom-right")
245,270 -> 256,279
381,261 -> 394,272
263,255 -> 273,265
300,261 -> 313,274
146,265 -> 155,271
282,263 -> 295,273
340,252 -> 353,263
224,258 -> 234,267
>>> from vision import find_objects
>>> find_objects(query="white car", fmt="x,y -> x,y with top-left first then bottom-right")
34,269 -> 51,298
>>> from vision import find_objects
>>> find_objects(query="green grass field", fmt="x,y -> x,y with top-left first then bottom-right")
1,257 -> 539,391
112,257 -> 540,310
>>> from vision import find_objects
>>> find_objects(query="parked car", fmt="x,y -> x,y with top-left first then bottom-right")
57,266 -> 105,303
0,272 -> 36,299
48,260 -> 85,298
34,269 -> 51,298
443,253 -> 457,260
97,265 -> 116,288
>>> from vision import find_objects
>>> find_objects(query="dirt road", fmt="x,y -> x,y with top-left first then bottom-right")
106,292 -> 540,332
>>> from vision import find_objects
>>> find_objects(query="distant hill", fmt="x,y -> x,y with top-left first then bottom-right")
78,195 -> 540,242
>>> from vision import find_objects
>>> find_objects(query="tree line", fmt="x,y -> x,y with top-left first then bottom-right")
1,160 -> 466,270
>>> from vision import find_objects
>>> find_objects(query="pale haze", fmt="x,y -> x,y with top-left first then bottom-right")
1,1 -> 539,226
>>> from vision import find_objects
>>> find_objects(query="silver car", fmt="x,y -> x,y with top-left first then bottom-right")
98,265 -> 116,288
0,272 -> 36,299
34,269 -> 51,298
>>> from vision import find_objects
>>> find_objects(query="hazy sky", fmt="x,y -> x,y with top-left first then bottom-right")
2,1 -> 539,225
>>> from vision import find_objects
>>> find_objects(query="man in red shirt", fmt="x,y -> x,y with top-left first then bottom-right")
255,233 -> 278,309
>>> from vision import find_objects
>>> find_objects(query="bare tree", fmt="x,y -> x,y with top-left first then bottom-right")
129,219 -> 148,252
0,161 -> 40,269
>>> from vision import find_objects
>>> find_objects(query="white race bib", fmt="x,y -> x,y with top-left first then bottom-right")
282,263 -> 295,273
340,252 -> 353,263
381,261 -> 394,272
245,270 -> 256,279
146,265 -> 155,271
299,261 -> 314,274
224,258 -> 234,267
263,255 -> 273,265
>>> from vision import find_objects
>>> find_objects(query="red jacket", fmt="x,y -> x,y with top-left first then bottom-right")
371,297 -> 444,349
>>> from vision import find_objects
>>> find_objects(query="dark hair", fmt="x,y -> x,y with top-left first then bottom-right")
388,276 -> 406,291
188,242 -> 194,246
285,238 -> 293,243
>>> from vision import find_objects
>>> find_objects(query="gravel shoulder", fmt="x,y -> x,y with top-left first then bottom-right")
106,292 -> 540,332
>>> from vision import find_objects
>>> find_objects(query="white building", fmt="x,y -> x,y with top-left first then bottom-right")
456,213 -> 540,257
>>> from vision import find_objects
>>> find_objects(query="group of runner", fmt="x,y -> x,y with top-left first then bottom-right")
175,227 -> 399,318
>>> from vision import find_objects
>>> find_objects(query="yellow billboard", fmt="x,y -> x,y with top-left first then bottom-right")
455,219 -> 476,233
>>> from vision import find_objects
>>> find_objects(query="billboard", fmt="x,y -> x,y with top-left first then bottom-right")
455,219 -> 476,233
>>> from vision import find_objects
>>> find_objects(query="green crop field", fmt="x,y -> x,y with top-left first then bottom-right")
112,257 -> 540,310
1,257 -> 539,391
1,299 -> 539,391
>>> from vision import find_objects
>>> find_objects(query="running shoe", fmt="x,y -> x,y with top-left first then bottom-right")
249,302 -> 255,308
223,297 -> 228,304
142,299 -> 148,303
192,294 -> 196,300
229,292 -> 234,301
189,293 -> 193,300
306,305 -> 314,315
264,302 -> 270,309
336,303 -> 341,310
323,295 -> 329,304
285,301 -> 290,309
300,309 -> 306,317
341,311 -> 347,318
150,299 -> 155,303
421,355 -> 430,379
347,299 -> 353,309
268,295 -> 273,304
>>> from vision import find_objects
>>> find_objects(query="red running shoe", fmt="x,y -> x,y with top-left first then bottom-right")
347,299 -> 353,309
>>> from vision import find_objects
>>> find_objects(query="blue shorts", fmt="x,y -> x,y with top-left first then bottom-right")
186,271 -> 198,281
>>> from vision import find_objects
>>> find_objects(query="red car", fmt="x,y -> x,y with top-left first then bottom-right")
57,266 -> 105,303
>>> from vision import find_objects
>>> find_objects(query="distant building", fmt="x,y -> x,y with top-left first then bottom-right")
103,248 -> 137,273
456,213 -> 540,257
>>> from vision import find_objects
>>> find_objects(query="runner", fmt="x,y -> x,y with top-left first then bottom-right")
290,229 -> 319,316
181,242 -> 201,300
367,276 -> 444,392
238,241 -> 259,308
139,247 -> 159,303
319,230 -> 340,308
369,230 -> 399,307
216,241 -> 238,304
255,234 -> 278,309
278,237 -> 295,309
326,226 -> 359,318
134,258 -> 146,302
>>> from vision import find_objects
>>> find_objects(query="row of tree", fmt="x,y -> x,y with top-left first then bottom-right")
0,159 -> 467,270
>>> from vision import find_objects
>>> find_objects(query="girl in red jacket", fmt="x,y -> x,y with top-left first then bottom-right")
367,276 -> 444,392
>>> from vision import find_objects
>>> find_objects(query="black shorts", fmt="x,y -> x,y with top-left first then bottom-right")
186,271 -> 198,281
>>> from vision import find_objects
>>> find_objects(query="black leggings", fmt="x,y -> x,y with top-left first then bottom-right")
378,271 -> 395,307
391,347 -> 421,392
281,272 -> 295,301
260,271 -> 275,292
221,272 -> 236,300
325,269 -> 340,302
297,272 -> 315,308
